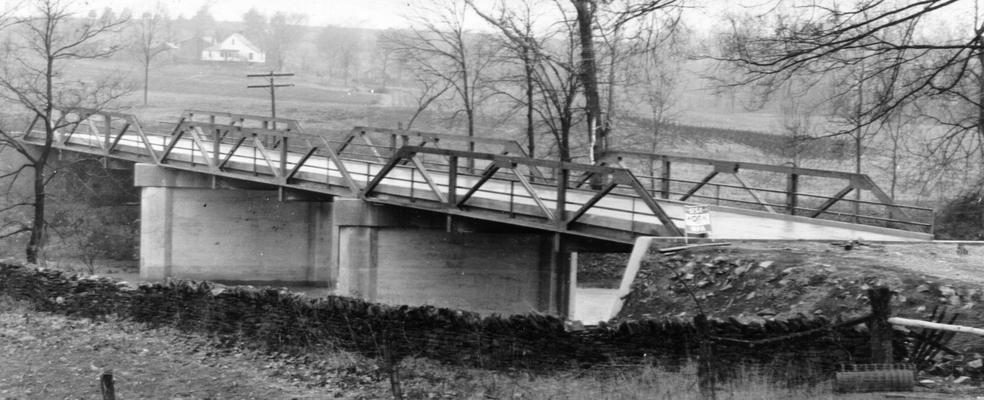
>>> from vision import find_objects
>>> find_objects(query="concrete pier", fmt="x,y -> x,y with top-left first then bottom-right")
135,164 -> 569,315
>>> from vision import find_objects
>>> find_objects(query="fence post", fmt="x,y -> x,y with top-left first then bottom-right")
695,314 -> 716,400
100,369 -> 116,400
867,287 -> 894,363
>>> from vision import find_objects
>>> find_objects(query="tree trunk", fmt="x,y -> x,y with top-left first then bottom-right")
143,57 -> 150,106
26,166 -> 44,264
854,65 -> 864,223
573,0 -> 605,163
525,49 -> 535,159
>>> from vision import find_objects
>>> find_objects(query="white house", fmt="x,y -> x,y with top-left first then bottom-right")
201,33 -> 265,63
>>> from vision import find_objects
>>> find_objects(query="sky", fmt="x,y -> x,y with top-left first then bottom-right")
1,0 -> 978,36
70,0 -> 416,29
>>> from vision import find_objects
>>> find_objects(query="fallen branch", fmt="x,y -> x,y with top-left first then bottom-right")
889,317 -> 984,337
657,242 -> 731,254
711,314 -> 873,347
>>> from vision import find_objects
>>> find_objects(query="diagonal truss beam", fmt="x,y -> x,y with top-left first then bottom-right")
252,137 -> 281,178
362,149 -> 411,197
104,122 -> 131,154
319,136 -> 361,195
409,154 -> 447,203
810,185 -> 854,218
129,118 -> 160,163
679,171 -> 719,201
188,127 -> 217,170
456,163 -> 501,209
620,171 -> 684,236
565,181 -> 618,228
510,166 -> 554,221
732,171 -> 776,213
287,147 -> 319,181
218,136 -> 247,170
159,122 -> 187,162
857,176 -> 913,221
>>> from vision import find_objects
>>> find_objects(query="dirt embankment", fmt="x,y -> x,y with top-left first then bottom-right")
583,241 -> 984,345
577,241 -> 984,384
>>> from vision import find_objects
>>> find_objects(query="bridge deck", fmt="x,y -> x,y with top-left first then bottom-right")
20,110 -> 932,244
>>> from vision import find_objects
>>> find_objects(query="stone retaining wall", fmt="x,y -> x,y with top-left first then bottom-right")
0,262 -> 877,381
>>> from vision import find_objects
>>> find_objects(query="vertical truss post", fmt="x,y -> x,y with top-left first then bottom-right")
786,173 -> 799,215
280,136 -> 289,182
103,114 -> 112,150
661,159 -> 671,199
447,155 -> 458,206
555,167 -> 569,226
446,155 -> 458,232
389,132 -> 398,157
210,114 -> 219,162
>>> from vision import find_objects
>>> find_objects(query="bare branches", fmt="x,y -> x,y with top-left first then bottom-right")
0,0 -> 132,263
131,6 -> 173,105
717,0 -> 984,150
406,75 -> 452,130
384,0 -> 499,164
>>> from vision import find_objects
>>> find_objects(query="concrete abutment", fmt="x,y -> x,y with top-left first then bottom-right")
135,164 -> 574,316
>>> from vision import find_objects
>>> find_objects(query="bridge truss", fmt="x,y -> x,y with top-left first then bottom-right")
19,109 -> 933,244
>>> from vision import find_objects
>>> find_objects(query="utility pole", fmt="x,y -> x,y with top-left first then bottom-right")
247,71 -> 294,129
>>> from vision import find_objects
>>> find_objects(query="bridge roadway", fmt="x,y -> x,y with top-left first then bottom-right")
20,110 -> 931,244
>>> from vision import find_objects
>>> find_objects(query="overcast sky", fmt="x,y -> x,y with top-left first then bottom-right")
3,0 -> 978,36
74,0 -> 415,29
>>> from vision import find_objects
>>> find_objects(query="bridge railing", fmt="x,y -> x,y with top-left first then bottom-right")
597,150 -> 934,232
21,108 -> 176,166
332,126 -> 546,180
362,146 -> 684,238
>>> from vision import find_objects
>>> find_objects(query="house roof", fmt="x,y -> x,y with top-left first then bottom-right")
203,33 -> 264,54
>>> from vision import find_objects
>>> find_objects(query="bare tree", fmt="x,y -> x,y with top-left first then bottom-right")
405,73 -> 452,130
190,5 -> 214,57
620,15 -> 685,182
0,0 -> 130,263
466,0 -> 542,158
717,0 -> 984,169
571,0 -> 683,162
318,27 -> 366,84
267,12 -> 307,71
775,80 -> 817,168
242,7 -> 266,46
469,0 -> 583,162
132,6 -> 173,106
385,0 -> 499,168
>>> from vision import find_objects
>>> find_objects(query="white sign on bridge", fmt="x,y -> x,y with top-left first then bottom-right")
685,205 -> 712,235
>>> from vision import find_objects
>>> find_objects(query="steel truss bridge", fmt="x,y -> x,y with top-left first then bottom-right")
19,109 -> 934,244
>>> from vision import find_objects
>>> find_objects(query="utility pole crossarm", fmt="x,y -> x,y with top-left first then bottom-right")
247,84 -> 294,89
246,71 -> 295,128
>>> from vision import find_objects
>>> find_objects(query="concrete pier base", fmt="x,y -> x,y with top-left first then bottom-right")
136,165 -> 332,286
135,164 -> 572,316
